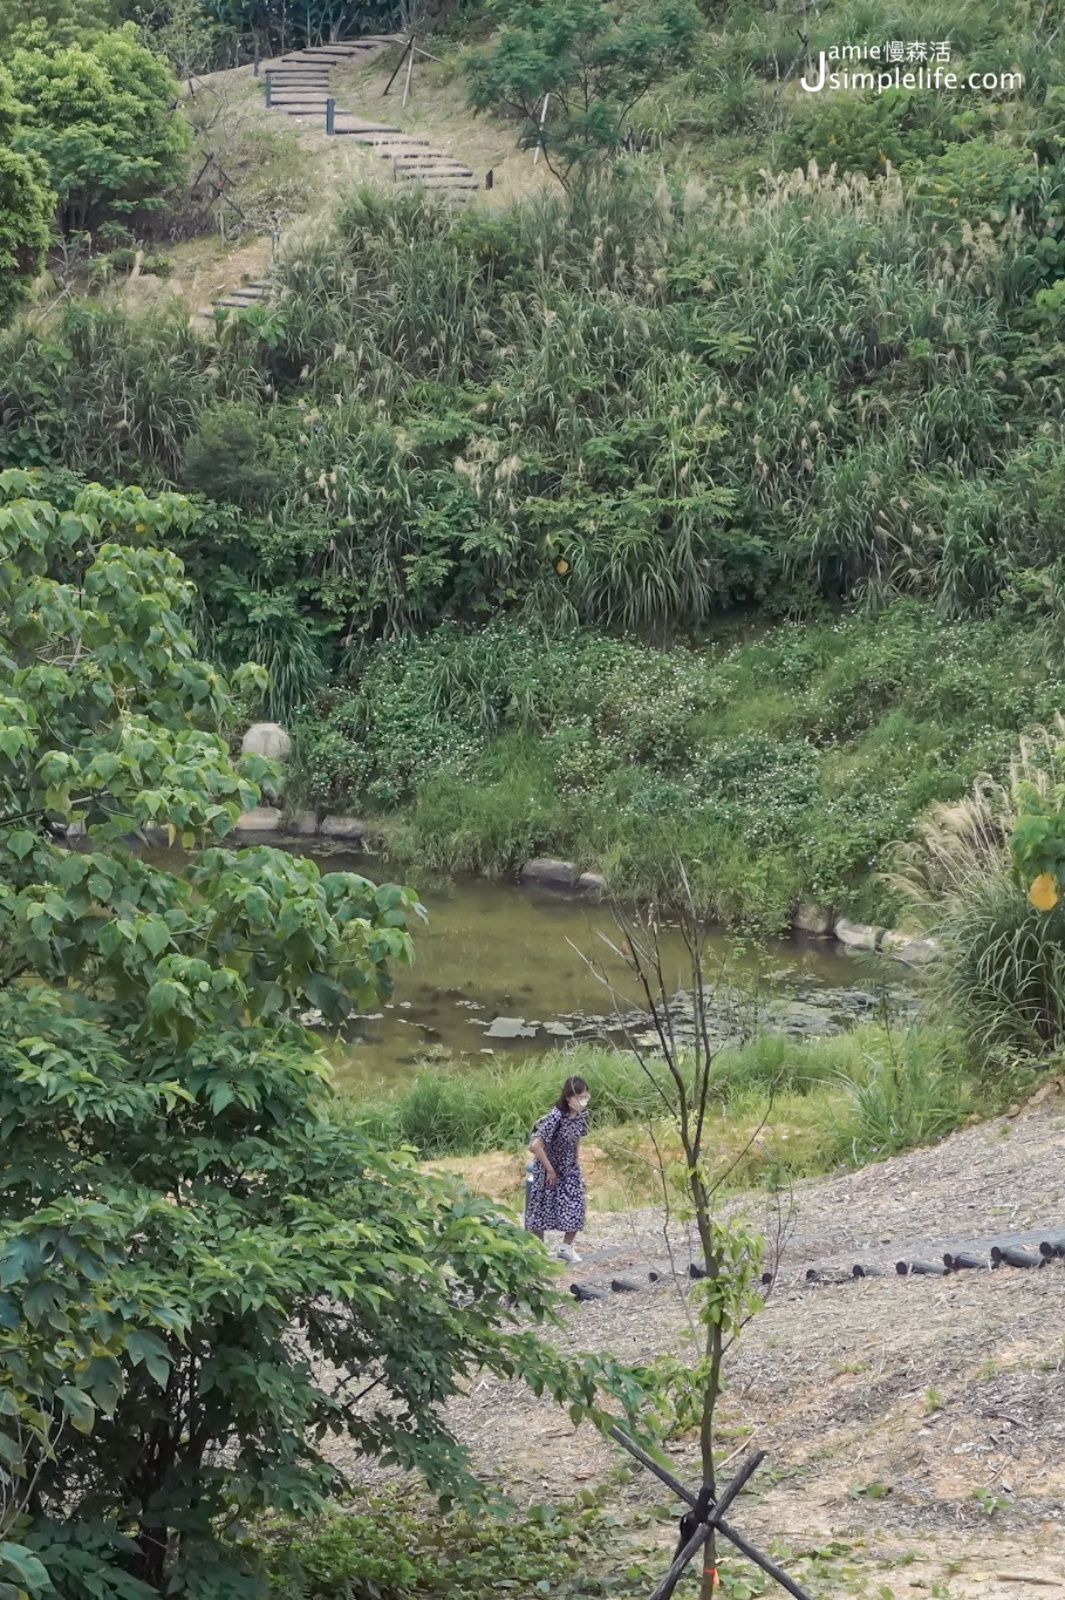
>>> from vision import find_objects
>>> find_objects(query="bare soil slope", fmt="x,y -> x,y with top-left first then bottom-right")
349,1095 -> 1065,1595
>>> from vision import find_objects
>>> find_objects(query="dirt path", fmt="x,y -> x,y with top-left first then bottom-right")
332,1094 -> 1065,1593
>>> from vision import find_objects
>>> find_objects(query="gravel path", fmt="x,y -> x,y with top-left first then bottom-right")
324,1091 -> 1065,1586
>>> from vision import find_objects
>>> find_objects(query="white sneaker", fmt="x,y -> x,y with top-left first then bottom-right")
557,1243 -> 582,1265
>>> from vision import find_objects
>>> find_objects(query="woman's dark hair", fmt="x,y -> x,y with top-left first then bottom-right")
554,1076 -> 589,1112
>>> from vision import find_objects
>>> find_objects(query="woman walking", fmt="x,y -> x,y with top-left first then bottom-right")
525,1075 -> 590,1264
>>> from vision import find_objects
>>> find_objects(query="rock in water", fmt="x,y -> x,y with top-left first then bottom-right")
520,858 -> 577,889
319,815 -> 366,840
833,917 -> 883,951
235,805 -> 282,832
792,902 -> 834,936
484,1016 -> 538,1039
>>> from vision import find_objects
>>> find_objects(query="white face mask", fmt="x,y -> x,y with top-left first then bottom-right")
569,1095 -> 590,1111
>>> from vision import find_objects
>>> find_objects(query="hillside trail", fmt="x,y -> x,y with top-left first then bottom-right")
328,1092 -> 1065,1595
186,34 -> 549,316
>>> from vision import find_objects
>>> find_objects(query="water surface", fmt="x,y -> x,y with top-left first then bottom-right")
311,853 -> 875,1092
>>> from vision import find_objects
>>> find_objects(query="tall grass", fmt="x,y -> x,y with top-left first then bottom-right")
346,1027 -> 976,1186
6,165 -> 1056,636
892,720 -> 1065,1061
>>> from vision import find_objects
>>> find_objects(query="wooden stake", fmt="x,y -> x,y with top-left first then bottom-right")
402,33 -> 416,107
608,1427 -> 813,1600
532,92 -> 549,163
382,34 -> 414,96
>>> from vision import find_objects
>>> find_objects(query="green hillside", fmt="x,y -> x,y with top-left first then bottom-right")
2,0 -> 1065,932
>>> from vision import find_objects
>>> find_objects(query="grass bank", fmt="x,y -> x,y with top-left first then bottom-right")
292,605 -> 1063,931
347,1026 -> 979,1196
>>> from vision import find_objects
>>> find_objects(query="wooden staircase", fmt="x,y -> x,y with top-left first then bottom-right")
207,35 -> 479,316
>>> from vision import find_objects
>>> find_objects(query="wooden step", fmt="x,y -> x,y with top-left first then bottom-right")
397,175 -> 480,189
395,162 -> 476,174
390,151 -> 471,163
391,156 -> 475,169
285,50 -> 356,62
331,122 -> 403,134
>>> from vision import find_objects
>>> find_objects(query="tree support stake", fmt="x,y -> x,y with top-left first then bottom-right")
609,1427 -> 813,1600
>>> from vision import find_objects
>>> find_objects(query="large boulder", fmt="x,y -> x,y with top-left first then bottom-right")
792,902 -> 834,936
320,814 -> 366,841
235,805 -> 282,832
887,935 -> 938,965
520,857 -> 577,889
833,917 -> 883,951
241,722 -> 293,762
285,810 -> 319,836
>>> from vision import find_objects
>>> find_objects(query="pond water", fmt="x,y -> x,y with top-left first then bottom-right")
301,851 -> 886,1093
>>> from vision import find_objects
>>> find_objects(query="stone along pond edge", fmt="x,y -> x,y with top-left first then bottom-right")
232,721 -> 938,970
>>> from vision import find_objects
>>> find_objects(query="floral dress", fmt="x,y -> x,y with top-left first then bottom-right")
526,1105 -> 589,1235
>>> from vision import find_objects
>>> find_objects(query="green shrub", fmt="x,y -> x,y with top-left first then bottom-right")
143,251 -> 173,278
892,723 -> 1065,1062
935,871 -> 1065,1059
181,401 -> 282,509
253,1491 -> 633,1600
778,89 -> 948,180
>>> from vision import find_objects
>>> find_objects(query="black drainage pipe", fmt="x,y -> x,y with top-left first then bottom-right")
991,1245 -> 1043,1269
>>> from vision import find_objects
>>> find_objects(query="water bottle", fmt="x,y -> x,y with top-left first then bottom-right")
523,1158 -> 537,1227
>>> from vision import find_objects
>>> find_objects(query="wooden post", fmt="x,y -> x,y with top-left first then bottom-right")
264,75 -> 272,107
402,32 -> 416,107
253,37 -> 260,76
532,92 -> 549,163
325,96 -> 335,133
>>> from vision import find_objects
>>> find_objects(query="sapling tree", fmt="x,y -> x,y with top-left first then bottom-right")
584,877 -> 782,1600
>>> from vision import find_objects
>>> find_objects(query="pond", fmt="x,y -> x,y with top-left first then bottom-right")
301,851 -> 894,1093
